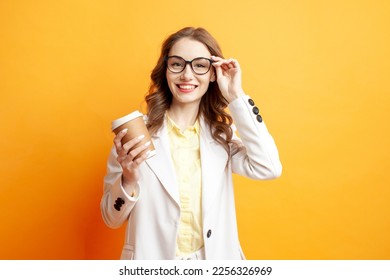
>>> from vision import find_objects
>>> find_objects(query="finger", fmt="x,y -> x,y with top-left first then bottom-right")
131,149 -> 150,168
126,140 -> 152,162
229,58 -> 240,68
212,61 -> 223,68
214,63 -> 230,75
211,56 -> 230,66
224,58 -> 234,69
230,59 -> 241,71
221,63 -> 230,71
120,135 -> 145,156
215,58 -> 239,67
122,146 -> 150,171
113,128 -> 128,150
213,58 -> 238,74
212,60 -> 229,68
211,55 -> 223,62
123,151 -> 147,173
213,63 -> 223,78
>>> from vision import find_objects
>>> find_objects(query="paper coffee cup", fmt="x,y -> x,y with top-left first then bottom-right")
112,111 -> 156,159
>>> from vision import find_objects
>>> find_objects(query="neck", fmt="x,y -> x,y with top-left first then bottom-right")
167,103 -> 200,130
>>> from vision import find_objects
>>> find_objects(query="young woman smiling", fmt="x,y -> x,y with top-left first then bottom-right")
101,27 -> 282,260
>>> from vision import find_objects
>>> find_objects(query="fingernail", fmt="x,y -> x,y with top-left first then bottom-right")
122,128 -> 128,134
144,141 -> 151,147
138,135 -> 145,140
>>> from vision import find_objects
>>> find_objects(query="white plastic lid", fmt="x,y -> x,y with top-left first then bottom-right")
111,110 -> 143,131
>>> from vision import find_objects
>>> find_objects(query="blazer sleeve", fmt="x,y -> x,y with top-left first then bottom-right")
228,95 -> 282,179
100,146 -> 140,229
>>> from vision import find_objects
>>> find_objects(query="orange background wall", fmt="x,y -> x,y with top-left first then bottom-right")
1,0 -> 389,259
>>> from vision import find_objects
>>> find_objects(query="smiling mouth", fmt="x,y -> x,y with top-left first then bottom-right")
177,84 -> 198,90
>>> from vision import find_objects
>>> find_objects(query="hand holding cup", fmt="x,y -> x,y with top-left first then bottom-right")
112,111 -> 156,189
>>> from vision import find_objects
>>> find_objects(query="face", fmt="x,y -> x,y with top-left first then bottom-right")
166,37 -> 215,108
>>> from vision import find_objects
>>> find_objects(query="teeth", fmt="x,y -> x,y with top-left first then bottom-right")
179,85 -> 196,90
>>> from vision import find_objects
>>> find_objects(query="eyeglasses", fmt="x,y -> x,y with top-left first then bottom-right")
166,55 -> 214,75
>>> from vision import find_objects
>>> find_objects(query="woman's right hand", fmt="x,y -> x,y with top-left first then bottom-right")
113,128 -> 151,190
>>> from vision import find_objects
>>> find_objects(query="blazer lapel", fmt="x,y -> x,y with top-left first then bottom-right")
145,117 -> 229,214
145,123 -> 180,207
200,118 -> 229,220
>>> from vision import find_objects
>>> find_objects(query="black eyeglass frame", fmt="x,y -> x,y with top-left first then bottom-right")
165,55 -> 214,75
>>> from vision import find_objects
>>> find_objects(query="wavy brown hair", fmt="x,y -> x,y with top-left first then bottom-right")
145,27 -> 233,152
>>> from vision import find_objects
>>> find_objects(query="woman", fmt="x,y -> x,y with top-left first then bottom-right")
101,27 -> 282,260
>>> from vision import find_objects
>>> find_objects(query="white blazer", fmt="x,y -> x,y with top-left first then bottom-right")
101,95 -> 282,260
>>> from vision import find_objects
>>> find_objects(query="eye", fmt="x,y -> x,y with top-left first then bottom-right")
194,63 -> 206,68
171,62 -> 182,67
168,57 -> 185,69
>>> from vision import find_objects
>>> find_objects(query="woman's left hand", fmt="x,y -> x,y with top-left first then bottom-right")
212,56 -> 245,103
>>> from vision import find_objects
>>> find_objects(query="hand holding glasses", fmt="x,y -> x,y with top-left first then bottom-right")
166,55 -> 245,102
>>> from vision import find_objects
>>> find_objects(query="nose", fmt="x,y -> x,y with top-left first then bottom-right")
181,63 -> 193,80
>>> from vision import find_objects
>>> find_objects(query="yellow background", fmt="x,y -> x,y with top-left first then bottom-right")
1,0 -> 389,259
